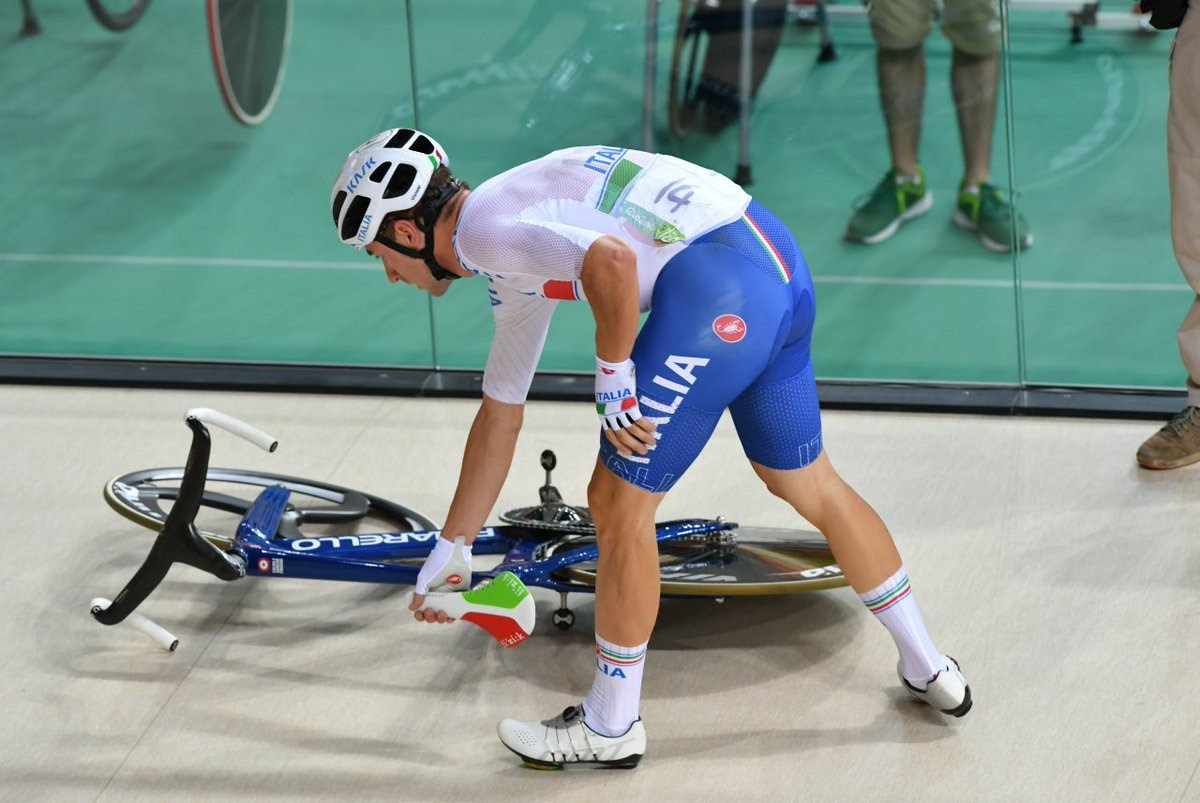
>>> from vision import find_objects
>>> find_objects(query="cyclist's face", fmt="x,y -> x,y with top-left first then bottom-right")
364,238 -> 450,297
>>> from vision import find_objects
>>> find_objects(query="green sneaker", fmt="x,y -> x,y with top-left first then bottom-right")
845,167 -> 933,245
953,182 -> 1034,253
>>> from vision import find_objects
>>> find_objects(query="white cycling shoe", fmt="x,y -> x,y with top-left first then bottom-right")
898,656 -> 972,717
497,704 -> 646,769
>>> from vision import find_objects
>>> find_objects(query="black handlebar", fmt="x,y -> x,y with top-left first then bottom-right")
92,417 -> 246,626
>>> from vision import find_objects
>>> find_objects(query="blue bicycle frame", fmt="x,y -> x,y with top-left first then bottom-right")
234,480 -> 732,593
93,411 -> 739,630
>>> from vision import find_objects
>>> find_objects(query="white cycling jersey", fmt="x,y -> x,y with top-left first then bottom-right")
452,146 -> 751,404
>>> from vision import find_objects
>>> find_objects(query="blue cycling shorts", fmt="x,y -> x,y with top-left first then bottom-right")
599,199 -> 823,493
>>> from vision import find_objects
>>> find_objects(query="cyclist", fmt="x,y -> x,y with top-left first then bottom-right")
330,129 -> 971,769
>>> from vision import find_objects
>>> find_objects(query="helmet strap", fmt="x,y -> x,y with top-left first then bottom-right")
375,180 -> 464,282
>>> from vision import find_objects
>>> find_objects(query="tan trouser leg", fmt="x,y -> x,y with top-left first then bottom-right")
1171,15 -> 1200,404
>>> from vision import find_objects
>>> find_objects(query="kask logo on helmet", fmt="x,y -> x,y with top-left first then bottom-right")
345,156 -> 378,194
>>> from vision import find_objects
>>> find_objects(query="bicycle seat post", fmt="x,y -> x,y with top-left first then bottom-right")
20,0 -> 41,37
538,449 -> 563,506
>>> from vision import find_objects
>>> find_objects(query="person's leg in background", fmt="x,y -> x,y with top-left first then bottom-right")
950,48 -> 997,190
1139,17 -> 1200,469
880,45 -> 926,181
845,0 -> 934,244
943,0 -> 1034,252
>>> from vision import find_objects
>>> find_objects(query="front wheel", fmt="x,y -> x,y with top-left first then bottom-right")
104,467 -> 437,550
86,0 -> 151,31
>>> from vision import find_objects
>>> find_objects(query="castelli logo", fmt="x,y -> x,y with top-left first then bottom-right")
712,314 -> 747,343
446,573 -> 464,586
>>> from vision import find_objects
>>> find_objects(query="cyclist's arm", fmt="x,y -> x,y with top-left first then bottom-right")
439,392 -> 524,546
580,235 -> 640,362
436,284 -> 556,545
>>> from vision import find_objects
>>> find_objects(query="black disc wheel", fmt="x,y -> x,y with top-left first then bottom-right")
104,468 -> 436,550
548,526 -> 846,596
86,0 -> 150,31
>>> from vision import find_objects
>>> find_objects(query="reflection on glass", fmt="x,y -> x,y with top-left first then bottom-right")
664,0 -> 1021,383
409,0 -> 1026,384
1006,0 -> 1178,389
2,1 -> 433,368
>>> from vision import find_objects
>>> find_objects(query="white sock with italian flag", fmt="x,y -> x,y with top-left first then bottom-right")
582,635 -> 647,738
859,567 -> 947,684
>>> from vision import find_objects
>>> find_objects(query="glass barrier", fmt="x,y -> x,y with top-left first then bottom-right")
0,0 -> 432,368
670,0 -> 1021,384
406,0 -> 654,373
411,0 -> 1022,385
0,0 -> 1187,399
1006,1 -> 1182,390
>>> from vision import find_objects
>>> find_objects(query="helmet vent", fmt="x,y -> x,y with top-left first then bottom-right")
331,190 -> 347,226
369,161 -> 391,182
383,163 -> 418,200
410,135 -> 435,155
340,195 -> 372,241
384,128 -> 416,149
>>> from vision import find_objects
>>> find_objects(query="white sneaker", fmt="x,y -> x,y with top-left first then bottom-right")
898,656 -> 972,717
497,704 -> 645,769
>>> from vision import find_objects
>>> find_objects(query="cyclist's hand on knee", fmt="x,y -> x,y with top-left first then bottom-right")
409,535 -> 472,624
595,357 -> 642,430
596,357 -> 657,456
605,416 -> 657,457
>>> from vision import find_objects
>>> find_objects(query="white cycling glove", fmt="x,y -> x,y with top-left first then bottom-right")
414,535 -> 472,596
594,356 -> 643,431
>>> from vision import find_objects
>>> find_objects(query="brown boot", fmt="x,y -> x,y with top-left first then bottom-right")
1137,406 -> 1200,469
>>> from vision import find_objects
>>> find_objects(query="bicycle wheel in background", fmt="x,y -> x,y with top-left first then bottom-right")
86,0 -> 151,32
668,0 -> 706,138
206,0 -> 292,126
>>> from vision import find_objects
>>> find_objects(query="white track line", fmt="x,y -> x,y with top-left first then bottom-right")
0,253 -> 368,271
814,276 -> 1189,293
0,253 -> 1189,292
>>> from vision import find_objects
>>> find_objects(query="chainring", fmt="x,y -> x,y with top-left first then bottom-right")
499,503 -> 595,535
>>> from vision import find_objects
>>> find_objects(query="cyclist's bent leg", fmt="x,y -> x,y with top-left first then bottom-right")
579,462 -> 662,741
730,313 -> 971,715
731,346 -> 901,591
588,241 -> 792,742
587,465 -> 662,648
499,219 -> 807,766
742,393 -> 971,714
497,467 -> 663,766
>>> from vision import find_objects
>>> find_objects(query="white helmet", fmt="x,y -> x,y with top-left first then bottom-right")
330,128 -> 450,249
